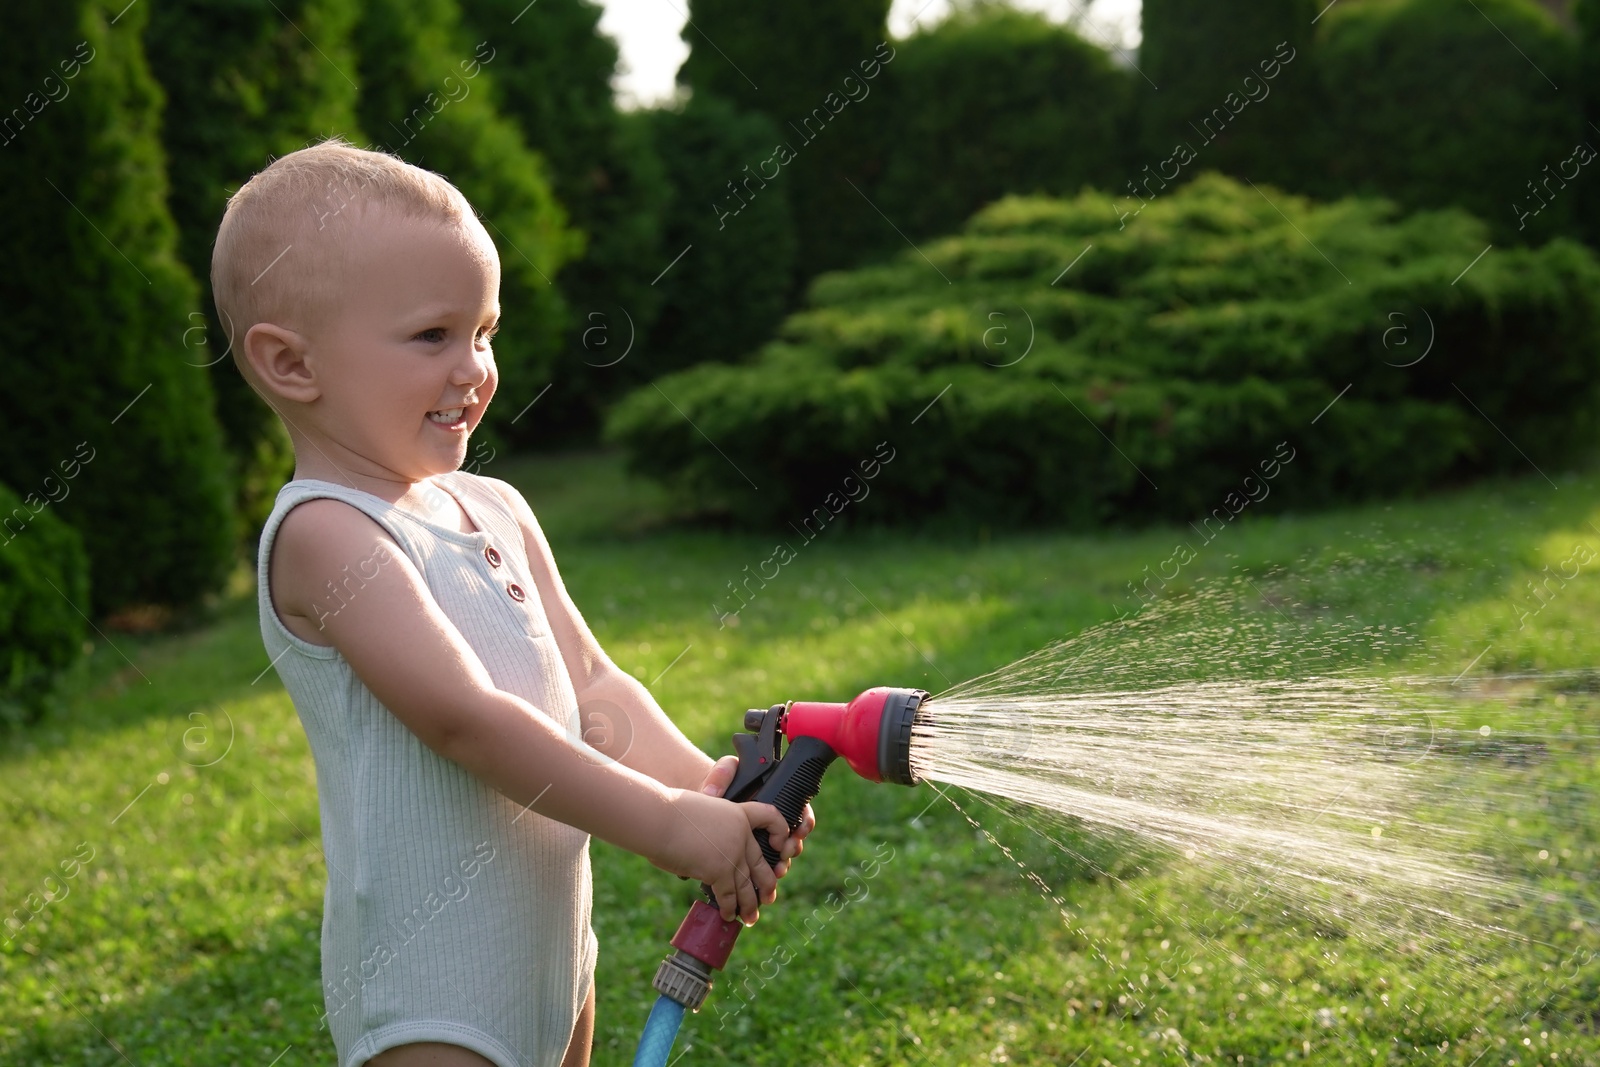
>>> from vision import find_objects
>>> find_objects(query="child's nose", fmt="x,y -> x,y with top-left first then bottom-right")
452,342 -> 493,387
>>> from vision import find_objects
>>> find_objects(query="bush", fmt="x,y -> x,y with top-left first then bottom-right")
606,173 -> 1600,527
870,6 -> 1129,247
0,0 -> 238,613
146,0 -> 363,537
1580,0 -> 1600,245
1314,0 -> 1579,245
1138,0 -> 1318,188
637,94 -> 797,378
0,482 -> 90,726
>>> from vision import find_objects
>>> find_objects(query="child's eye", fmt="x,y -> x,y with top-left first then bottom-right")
414,327 -> 447,344
476,323 -> 500,344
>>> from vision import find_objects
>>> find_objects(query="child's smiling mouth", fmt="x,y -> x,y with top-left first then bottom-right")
427,406 -> 468,428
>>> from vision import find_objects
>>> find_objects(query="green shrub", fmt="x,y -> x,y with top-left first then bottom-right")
606,173 -> 1600,527
1314,0 -> 1579,245
0,482 -> 90,726
870,6 -> 1129,247
637,94 -> 797,377
354,0 -> 581,448
1573,0 -> 1600,245
0,0 -> 238,612
146,0 -> 363,538
1138,0 -> 1319,188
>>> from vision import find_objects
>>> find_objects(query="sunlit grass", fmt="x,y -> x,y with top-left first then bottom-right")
1,451 -> 1596,1065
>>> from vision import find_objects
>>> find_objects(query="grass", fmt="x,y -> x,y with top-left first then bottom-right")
1,450 -> 1596,1066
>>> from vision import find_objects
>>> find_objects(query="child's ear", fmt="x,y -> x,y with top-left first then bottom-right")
244,322 -> 319,404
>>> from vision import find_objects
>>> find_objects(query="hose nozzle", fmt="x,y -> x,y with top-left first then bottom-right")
652,686 -> 928,1011
782,686 -> 927,785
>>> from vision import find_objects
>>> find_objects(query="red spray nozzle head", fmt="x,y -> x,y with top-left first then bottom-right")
780,687 -> 928,785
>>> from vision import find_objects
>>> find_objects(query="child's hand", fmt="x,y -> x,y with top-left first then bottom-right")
653,790 -> 790,924
699,754 -> 816,878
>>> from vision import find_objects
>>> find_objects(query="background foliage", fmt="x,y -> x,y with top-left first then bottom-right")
1312,0 -> 1579,246
455,0 -> 674,436
0,483 -> 89,728
6,0 -> 1600,1059
636,95 -> 798,381
1137,0 -> 1320,188
352,0 -> 580,448
676,0 -> 894,283
145,0 -> 364,535
607,173 -> 1600,525
869,6 -> 1129,247
0,0 -> 236,616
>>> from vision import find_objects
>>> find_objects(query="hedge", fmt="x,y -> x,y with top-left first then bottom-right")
870,7 -> 1130,249
606,173 -> 1600,527
1314,0 -> 1579,246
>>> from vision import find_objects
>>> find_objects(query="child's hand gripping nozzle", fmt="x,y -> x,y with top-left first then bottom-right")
651,686 -> 929,1011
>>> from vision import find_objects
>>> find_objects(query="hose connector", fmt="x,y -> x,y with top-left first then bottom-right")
652,950 -> 713,1011
653,899 -> 743,1011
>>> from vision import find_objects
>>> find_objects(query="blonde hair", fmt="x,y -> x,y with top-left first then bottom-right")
211,135 -> 475,370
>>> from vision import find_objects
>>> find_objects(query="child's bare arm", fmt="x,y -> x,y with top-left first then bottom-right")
482,478 -> 724,789
271,497 -> 788,922
480,478 -> 817,870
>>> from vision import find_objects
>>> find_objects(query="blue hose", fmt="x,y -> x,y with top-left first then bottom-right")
631,994 -> 687,1067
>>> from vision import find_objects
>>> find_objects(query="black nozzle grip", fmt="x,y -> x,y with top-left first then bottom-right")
747,735 -> 837,869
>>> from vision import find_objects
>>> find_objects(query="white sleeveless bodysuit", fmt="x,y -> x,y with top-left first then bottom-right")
257,471 -> 596,1067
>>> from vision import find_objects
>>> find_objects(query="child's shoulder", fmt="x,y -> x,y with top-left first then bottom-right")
455,470 -> 524,513
453,471 -> 542,532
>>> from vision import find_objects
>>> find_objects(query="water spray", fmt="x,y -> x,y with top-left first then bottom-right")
628,579 -> 1596,1065
632,686 -> 928,1067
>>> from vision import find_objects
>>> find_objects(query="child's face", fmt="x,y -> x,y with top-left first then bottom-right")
305,207 -> 501,483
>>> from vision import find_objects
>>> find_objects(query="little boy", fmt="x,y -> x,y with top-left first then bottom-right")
213,136 -> 809,1067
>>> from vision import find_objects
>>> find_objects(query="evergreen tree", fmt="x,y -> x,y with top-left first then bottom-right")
1563,0 -> 1600,246
1581,0 -> 1600,244
873,7 -> 1129,246
146,0 -> 364,535
640,95 -> 797,379
1138,0 -> 1318,189
1316,0 -> 1578,245
678,0 -> 892,283
0,0 -> 236,613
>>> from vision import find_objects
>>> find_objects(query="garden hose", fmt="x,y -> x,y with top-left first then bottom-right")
630,687 -> 928,1066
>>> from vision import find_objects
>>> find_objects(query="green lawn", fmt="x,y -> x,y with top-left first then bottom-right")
1,451 -> 1596,1066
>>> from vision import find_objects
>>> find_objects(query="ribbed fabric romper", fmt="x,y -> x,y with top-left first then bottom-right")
257,471 -> 597,1067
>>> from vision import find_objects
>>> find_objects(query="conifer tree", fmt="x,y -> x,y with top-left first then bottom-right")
147,0 -> 364,532
0,0 -> 236,613
1138,0 -> 1318,188
678,0 -> 892,283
